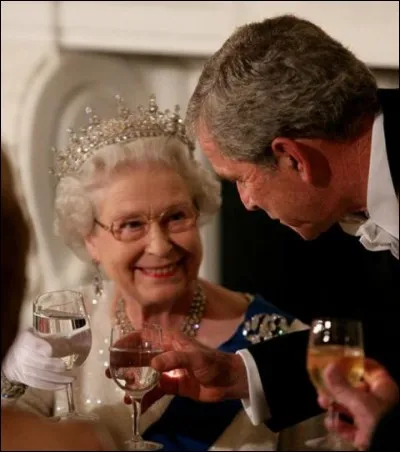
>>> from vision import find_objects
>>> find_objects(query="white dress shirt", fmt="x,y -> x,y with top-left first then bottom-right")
340,113 -> 399,258
238,112 -> 399,426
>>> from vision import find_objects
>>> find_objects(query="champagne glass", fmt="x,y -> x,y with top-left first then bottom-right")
305,318 -> 364,451
109,323 -> 164,451
33,290 -> 96,421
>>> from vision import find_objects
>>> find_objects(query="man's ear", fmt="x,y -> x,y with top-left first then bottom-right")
271,137 -> 313,184
84,234 -> 100,262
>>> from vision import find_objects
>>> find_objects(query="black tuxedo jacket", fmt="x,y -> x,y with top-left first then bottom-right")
221,89 -> 399,432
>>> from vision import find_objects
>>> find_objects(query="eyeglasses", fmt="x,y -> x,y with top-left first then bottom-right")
94,203 -> 199,242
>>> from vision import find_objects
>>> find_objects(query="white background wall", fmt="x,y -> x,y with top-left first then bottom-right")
2,1 -> 398,160
1,1 -> 398,328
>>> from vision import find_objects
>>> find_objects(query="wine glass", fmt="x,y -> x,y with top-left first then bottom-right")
33,290 -> 96,421
305,318 -> 364,451
109,323 -> 164,451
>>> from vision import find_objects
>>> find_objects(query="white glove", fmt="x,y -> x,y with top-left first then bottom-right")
2,328 -> 76,391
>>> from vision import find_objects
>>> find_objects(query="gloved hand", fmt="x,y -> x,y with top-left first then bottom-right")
2,328 -> 75,391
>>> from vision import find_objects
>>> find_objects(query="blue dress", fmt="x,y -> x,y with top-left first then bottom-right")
143,294 -> 295,451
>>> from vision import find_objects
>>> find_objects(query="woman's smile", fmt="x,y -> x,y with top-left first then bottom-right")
135,259 -> 184,279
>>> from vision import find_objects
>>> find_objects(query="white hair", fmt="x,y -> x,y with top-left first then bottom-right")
54,136 -> 221,261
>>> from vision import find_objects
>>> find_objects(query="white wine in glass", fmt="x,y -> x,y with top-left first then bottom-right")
306,318 -> 364,451
33,290 -> 96,421
109,323 -> 164,451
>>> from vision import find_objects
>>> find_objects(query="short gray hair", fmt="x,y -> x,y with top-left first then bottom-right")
186,14 -> 380,165
54,136 -> 221,261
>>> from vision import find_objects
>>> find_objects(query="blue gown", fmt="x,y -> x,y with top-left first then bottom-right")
143,295 -> 295,451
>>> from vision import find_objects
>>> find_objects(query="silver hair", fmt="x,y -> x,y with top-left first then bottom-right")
54,136 -> 221,261
186,14 -> 380,165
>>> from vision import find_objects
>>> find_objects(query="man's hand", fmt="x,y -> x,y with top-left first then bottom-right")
318,358 -> 399,451
106,332 -> 249,406
150,332 -> 249,402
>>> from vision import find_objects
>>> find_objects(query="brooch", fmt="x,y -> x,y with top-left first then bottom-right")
242,313 -> 290,344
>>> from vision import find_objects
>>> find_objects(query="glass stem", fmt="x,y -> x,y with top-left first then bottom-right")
131,397 -> 143,442
327,401 -> 343,447
66,382 -> 76,414
328,401 -> 335,425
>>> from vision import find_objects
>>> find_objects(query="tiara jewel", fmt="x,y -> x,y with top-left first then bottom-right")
50,94 -> 195,181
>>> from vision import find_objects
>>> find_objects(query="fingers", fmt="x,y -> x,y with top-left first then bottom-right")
362,359 -> 399,406
363,358 -> 393,386
22,369 -> 75,391
323,363 -> 366,413
112,331 -> 145,349
151,350 -> 192,373
19,330 -> 53,356
324,416 -> 356,443
24,366 -> 75,383
317,393 -> 331,410
21,361 -> 75,390
324,359 -> 399,413
324,415 -> 369,451
36,357 -> 72,374
317,395 -> 353,419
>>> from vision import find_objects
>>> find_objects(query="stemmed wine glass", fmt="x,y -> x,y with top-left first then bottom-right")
109,323 -> 164,451
306,318 -> 364,451
33,290 -> 96,421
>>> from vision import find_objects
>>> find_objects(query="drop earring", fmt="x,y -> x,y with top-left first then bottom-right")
92,260 -> 104,298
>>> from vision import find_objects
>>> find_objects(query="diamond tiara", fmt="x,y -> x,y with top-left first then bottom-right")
50,94 -> 195,181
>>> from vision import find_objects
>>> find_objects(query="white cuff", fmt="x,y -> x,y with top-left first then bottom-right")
236,348 -> 270,426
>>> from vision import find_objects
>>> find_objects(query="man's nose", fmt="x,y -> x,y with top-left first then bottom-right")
145,223 -> 173,256
237,183 -> 258,211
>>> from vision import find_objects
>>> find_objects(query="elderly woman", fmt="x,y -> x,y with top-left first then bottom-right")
2,96 -> 306,451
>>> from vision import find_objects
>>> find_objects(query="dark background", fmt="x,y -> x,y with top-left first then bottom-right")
220,180 -> 397,326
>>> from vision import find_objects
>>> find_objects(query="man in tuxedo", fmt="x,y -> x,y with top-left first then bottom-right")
150,14 -> 399,450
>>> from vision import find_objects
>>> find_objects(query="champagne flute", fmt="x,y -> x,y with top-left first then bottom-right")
305,318 -> 364,451
109,323 -> 164,451
33,290 -> 96,421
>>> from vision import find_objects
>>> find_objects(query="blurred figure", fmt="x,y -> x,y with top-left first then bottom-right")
318,359 -> 399,451
0,147 -> 30,362
0,145 -> 114,451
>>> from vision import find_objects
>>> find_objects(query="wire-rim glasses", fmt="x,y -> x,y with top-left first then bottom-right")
94,203 -> 199,242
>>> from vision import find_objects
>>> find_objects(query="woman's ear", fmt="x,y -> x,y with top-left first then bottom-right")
270,137 -> 313,184
84,234 -> 100,262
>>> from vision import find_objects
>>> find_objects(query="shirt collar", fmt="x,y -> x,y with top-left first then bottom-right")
367,112 -> 399,240
339,112 -> 399,256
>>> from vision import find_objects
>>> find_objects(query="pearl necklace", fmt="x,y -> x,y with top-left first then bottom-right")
115,282 -> 206,338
